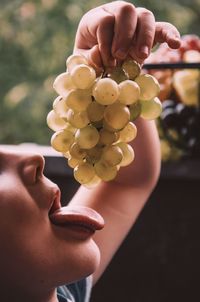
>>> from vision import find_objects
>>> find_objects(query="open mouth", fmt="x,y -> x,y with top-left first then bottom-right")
49,191 -> 104,235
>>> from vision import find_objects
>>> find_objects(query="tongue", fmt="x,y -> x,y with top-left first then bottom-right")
49,205 -> 104,230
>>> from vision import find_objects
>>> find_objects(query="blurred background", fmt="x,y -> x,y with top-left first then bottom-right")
0,0 -> 199,148
1,2 -> 200,302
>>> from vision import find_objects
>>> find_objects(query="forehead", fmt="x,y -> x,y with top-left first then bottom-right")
0,146 -> 34,156
0,148 -> 12,160
0,145 -> 14,155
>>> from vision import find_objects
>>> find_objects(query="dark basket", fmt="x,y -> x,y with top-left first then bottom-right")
143,62 -> 200,159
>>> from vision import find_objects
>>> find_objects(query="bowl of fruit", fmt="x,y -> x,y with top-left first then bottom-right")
144,34 -> 200,161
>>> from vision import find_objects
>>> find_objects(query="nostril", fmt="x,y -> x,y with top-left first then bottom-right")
34,157 -> 45,182
35,164 -> 41,182
21,154 -> 45,185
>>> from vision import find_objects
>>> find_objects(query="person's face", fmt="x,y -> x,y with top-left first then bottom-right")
0,148 -> 103,297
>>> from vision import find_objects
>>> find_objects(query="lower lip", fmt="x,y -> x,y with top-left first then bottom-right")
53,223 -> 95,241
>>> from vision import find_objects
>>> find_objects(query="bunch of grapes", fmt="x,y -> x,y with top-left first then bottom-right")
47,54 -> 161,187
159,99 -> 200,158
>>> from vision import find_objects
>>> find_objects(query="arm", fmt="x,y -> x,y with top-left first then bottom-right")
69,1 -> 180,284
69,118 -> 161,284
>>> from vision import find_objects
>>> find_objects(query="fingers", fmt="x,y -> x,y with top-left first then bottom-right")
109,3 -> 138,60
129,8 -> 156,64
96,14 -> 116,67
74,8 -> 116,68
74,2 -> 181,71
75,45 -> 104,76
154,22 -> 181,49
97,2 -> 139,65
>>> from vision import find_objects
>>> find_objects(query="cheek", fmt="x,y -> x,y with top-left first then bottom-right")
0,219 -> 100,289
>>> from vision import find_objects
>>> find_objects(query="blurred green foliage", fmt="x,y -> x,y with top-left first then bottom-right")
0,0 -> 199,145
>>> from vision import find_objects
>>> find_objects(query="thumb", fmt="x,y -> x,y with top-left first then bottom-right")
74,45 -> 104,75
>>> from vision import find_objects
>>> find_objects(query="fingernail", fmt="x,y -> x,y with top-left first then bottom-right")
174,37 -> 181,45
139,45 -> 149,58
168,37 -> 181,49
114,48 -> 127,60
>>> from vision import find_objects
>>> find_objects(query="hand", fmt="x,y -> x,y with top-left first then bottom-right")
74,1 -> 181,72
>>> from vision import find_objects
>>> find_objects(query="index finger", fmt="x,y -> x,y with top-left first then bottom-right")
106,2 -> 138,60
154,22 -> 181,49
129,8 -> 156,63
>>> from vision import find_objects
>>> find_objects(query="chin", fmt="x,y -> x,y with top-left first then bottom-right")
83,238 -> 101,275
72,238 -> 101,281
53,238 -> 101,287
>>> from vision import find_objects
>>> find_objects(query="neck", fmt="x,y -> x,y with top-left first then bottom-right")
0,286 -> 58,302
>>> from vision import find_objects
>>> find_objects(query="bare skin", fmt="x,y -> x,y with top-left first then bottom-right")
0,1 -> 181,301
74,1 -> 181,71
73,0 -> 181,284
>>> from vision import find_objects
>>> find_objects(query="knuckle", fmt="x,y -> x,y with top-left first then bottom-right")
124,30 -> 134,42
116,1 -> 136,14
138,8 -> 155,19
142,31 -> 154,45
101,14 -> 115,27
144,28 -> 154,39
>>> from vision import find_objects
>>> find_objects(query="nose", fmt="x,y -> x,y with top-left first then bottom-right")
0,149 -> 45,185
19,152 -> 45,185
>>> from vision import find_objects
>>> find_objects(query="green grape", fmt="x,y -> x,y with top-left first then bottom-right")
101,145 -> 123,166
119,122 -> 137,143
135,74 -> 160,101
107,66 -> 128,83
129,101 -> 142,121
104,103 -> 130,130
122,59 -> 141,80
68,157 -> 84,168
74,162 -> 95,184
69,142 -> 86,160
94,161 -> 118,181
75,125 -> 100,149
66,54 -> 88,73
140,97 -> 162,120
92,78 -> 119,105
71,64 -> 96,89
51,129 -> 74,153
53,72 -> 76,97
66,108 -> 89,128
118,80 -> 140,105
53,96 -> 69,119
84,175 -> 102,189
87,101 -> 105,122
49,53 -> 163,185
46,110 -> 67,131
99,128 -> 119,145
117,142 -> 135,167
86,145 -> 103,164
65,89 -> 92,112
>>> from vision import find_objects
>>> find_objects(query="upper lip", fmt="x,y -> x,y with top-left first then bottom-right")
48,188 -> 104,232
48,187 -> 62,215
